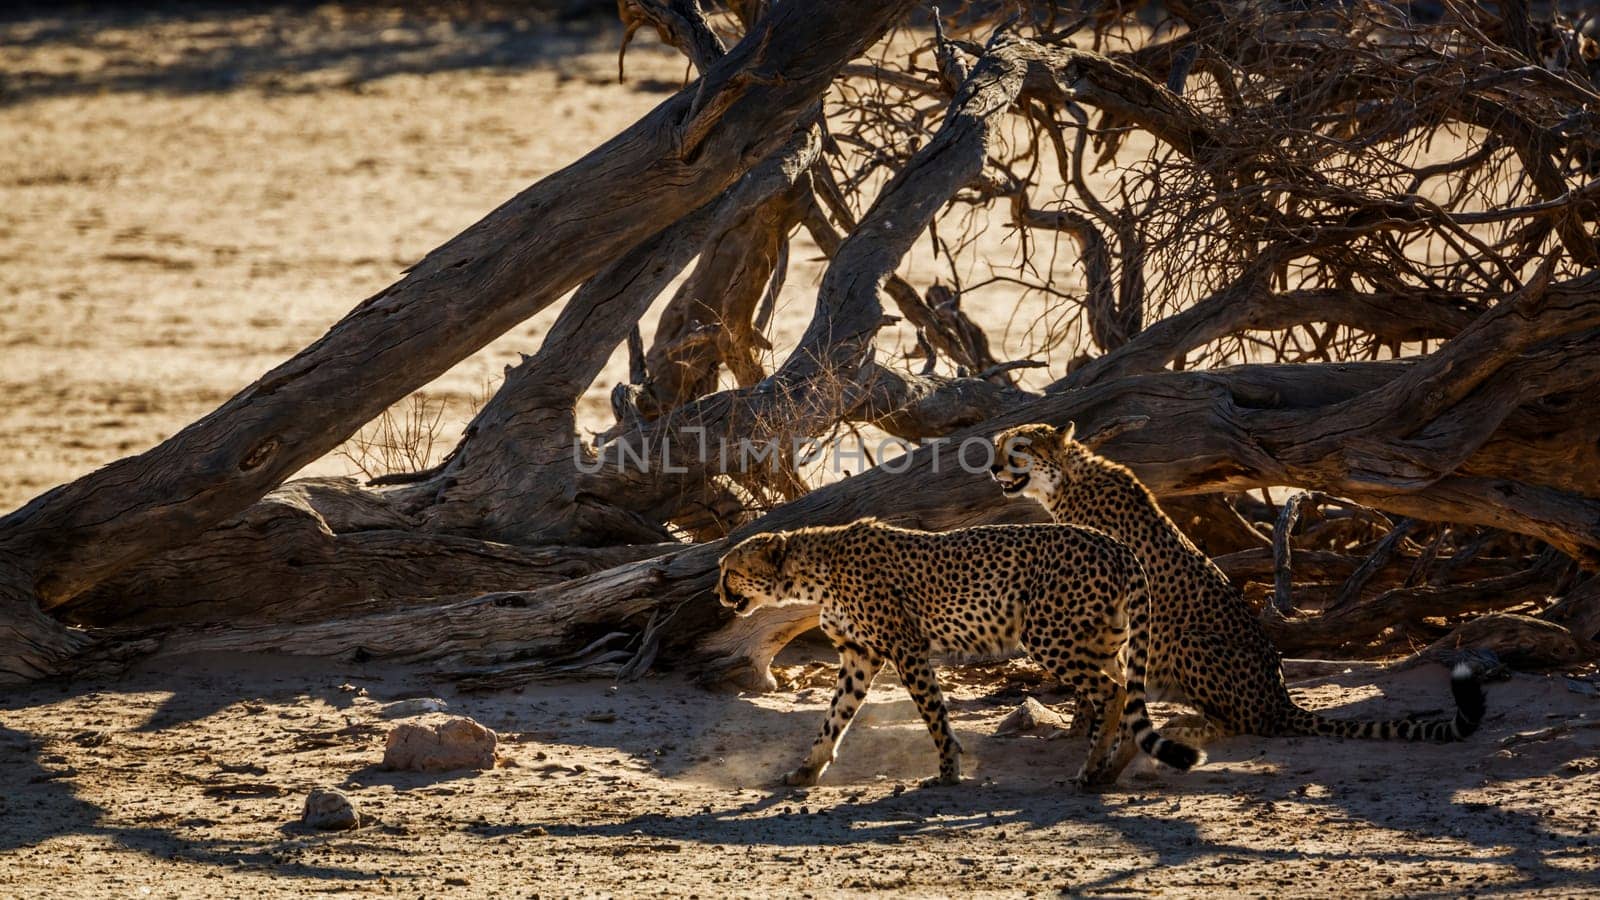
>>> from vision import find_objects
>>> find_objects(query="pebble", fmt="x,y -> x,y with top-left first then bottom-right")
302,787 -> 360,831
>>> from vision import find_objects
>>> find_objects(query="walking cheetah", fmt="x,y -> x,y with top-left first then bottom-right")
717,518 -> 1200,788
989,422 -> 1486,773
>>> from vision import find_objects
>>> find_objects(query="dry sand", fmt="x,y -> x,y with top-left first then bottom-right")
2,653 -> 1598,897
3,4 -> 1599,896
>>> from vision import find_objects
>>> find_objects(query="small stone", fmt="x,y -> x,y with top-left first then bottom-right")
995,697 -> 1068,737
383,716 -> 497,772
302,788 -> 359,831
378,697 -> 448,719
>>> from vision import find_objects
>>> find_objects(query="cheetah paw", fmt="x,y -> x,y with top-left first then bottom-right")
1071,768 -> 1116,792
782,766 -> 820,787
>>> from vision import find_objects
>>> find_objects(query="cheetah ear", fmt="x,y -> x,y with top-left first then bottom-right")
759,532 -> 789,572
1058,421 -> 1077,444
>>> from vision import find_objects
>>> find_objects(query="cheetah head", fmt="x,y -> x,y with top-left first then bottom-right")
717,532 -> 791,617
988,422 -> 1092,506
985,419 -> 1126,509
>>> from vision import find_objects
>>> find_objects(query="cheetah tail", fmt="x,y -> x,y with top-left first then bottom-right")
1286,662 -> 1486,742
1119,572 -> 1200,771
1126,691 -> 1201,770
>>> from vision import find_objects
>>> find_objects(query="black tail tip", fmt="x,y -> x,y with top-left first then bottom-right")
1155,739 -> 1201,771
1451,661 -> 1487,730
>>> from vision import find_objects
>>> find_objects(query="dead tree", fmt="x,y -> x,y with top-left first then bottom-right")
7,0 -> 1600,686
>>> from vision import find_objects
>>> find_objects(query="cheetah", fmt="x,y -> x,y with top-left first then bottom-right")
988,422 -> 1486,776
717,518 -> 1200,788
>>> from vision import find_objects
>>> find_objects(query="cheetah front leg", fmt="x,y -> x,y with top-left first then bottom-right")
784,643 -> 883,787
890,648 -> 964,787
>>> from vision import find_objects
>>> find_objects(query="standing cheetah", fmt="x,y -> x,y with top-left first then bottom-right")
717,519 -> 1199,788
989,422 -> 1486,772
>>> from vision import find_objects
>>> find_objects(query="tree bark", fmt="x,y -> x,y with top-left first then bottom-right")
54,479 -> 676,627
11,6 -> 1600,686
0,0 -> 918,681
582,34 -> 1044,522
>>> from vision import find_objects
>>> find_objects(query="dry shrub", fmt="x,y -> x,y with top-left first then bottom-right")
339,392 -> 449,480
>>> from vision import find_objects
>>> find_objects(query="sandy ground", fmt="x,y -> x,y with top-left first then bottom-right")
2,653 -> 1598,897
0,2 -> 1105,509
4,3 -> 1600,896
0,1 -> 710,508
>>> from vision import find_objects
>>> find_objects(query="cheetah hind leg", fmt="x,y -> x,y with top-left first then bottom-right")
1147,713 -> 1220,767
1031,656 -> 1126,788
784,644 -> 883,787
1153,713 -> 1223,750
890,649 -> 965,787
1056,694 -> 1092,740
1075,683 -> 1129,788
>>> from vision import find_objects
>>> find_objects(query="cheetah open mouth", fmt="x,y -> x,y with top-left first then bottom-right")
718,577 -> 754,615
993,471 -> 1029,495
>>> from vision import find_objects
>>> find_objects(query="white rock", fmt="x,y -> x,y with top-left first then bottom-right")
995,696 -> 1068,737
378,697 -> 448,718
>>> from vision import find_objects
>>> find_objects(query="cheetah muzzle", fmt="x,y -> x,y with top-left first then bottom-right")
716,571 -> 757,616
989,465 -> 1028,495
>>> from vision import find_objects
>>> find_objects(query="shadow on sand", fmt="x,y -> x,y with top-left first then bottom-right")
0,1 -> 680,106
2,649 -> 1595,891
480,665 -> 1597,895
0,655 -> 398,880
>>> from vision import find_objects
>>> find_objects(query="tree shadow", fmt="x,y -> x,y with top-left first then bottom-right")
465,664 -> 1597,894
3,647 -> 1593,891
0,1 -> 681,107
0,724 -> 380,880
0,723 -> 104,852
0,652 -> 432,879
491,741 -> 1589,895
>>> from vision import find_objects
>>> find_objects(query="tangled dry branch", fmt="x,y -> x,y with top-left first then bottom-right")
4,0 -> 1600,685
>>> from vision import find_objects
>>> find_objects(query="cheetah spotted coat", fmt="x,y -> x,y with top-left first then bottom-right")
989,422 -> 1485,763
718,519 -> 1199,788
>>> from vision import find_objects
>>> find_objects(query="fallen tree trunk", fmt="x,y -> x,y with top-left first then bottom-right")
1398,612 -> 1600,671
1261,552 -> 1567,656
68,352 -> 1600,687
42,271 -> 1600,683
56,479 -> 676,627
0,0 -> 918,681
